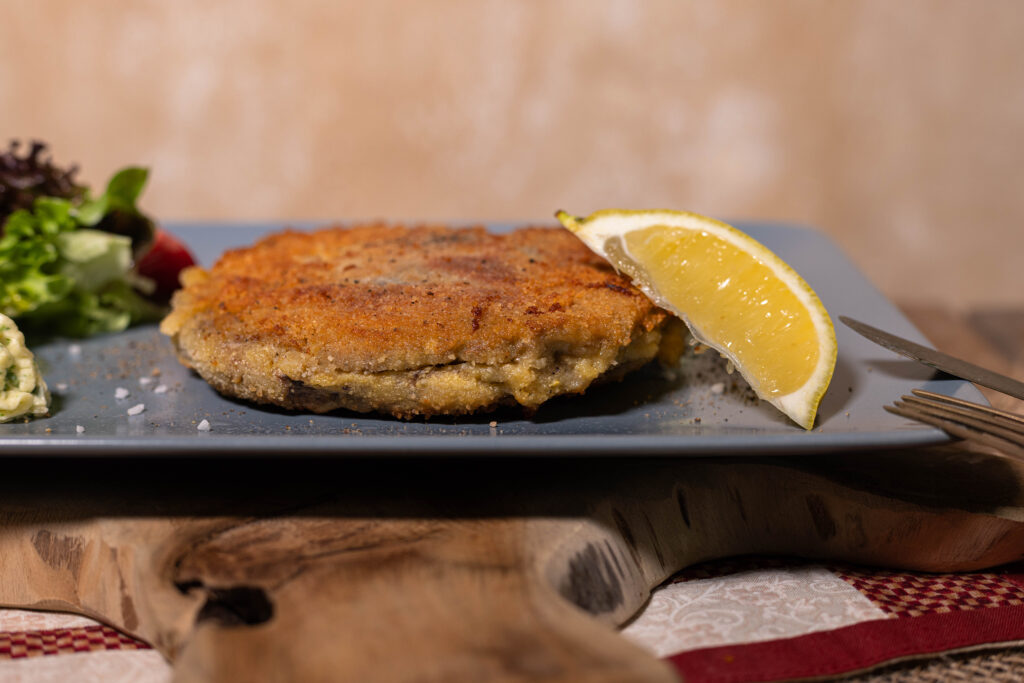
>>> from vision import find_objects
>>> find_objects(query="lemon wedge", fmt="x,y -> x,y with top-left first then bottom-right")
556,209 -> 837,429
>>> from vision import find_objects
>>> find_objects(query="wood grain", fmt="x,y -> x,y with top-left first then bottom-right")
0,308 -> 1021,683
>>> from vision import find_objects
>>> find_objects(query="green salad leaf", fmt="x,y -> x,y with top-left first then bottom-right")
0,167 -> 164,338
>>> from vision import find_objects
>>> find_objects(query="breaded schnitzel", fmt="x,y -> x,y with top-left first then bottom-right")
160,224 -> 680,418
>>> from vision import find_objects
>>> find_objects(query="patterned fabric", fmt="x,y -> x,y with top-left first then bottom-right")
641,558 -> 1024,683
845,647 -> 1024,683
0,558 -> 1021,682
833,566 -> 1024,617
621,564 -> 887,657
0,625 -> 149,659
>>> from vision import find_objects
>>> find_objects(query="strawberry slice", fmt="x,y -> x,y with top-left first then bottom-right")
135,228 -> 196,302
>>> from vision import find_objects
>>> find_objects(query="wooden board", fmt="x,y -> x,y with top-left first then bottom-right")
0,308 -> 1021,683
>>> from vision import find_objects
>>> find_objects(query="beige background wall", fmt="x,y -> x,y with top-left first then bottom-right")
3,1 -> 1022,308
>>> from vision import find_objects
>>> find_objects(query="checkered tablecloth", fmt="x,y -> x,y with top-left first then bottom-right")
1,558 -> 1022,681
625,557 -> 1024,682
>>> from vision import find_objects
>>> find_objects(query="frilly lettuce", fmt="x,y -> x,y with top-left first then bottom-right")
0,168 -> 164,337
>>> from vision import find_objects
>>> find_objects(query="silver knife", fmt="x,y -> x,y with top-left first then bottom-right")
839,315 -> 1024,401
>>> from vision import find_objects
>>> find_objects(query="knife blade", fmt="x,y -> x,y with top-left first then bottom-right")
839,315 -> 1024,401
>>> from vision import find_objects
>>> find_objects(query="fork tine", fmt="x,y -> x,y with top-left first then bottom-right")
899,394 -> 1024,440
893,397 -> 1024,448
885,403 -> 1024,460
910,389 -> 1024,427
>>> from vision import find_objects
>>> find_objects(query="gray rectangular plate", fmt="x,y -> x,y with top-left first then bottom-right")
0,221 -> 983,457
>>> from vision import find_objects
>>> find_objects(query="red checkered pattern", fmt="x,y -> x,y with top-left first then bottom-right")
833,567 -> 1024,618
665,560 -> 1024,683
0,625 -> 150,659
667,557 -> 1024,619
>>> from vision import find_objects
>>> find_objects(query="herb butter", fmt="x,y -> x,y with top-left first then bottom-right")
0,313 -> 50,422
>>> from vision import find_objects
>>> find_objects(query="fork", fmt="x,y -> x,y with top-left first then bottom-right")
839,315 -> 1024,460
886,389 -> 1024,460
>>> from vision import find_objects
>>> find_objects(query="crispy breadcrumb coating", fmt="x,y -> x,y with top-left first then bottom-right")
161,224 -> 677,418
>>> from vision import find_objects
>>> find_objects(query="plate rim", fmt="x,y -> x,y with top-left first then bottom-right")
0,219 -> 974,457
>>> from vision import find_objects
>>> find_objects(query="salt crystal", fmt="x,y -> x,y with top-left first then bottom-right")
710,382 -> 725,394
68,344 -> 81,356
197,419 -> 211,432
154,384 -> 168,394
139,377 -> 153,386
127,403 -> 145,416
75,425 -> 85,434
55,383 -> 68,392
115,387 -> 130,399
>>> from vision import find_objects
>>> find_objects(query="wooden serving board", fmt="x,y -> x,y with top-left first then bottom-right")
0,308 -> 1021,683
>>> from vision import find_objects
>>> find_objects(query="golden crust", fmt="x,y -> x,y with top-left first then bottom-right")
161,224 -> 671,417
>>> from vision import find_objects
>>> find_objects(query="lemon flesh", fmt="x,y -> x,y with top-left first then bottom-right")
556,209 -> 837,430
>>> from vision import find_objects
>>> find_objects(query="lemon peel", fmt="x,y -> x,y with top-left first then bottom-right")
557,208 -> 836,429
